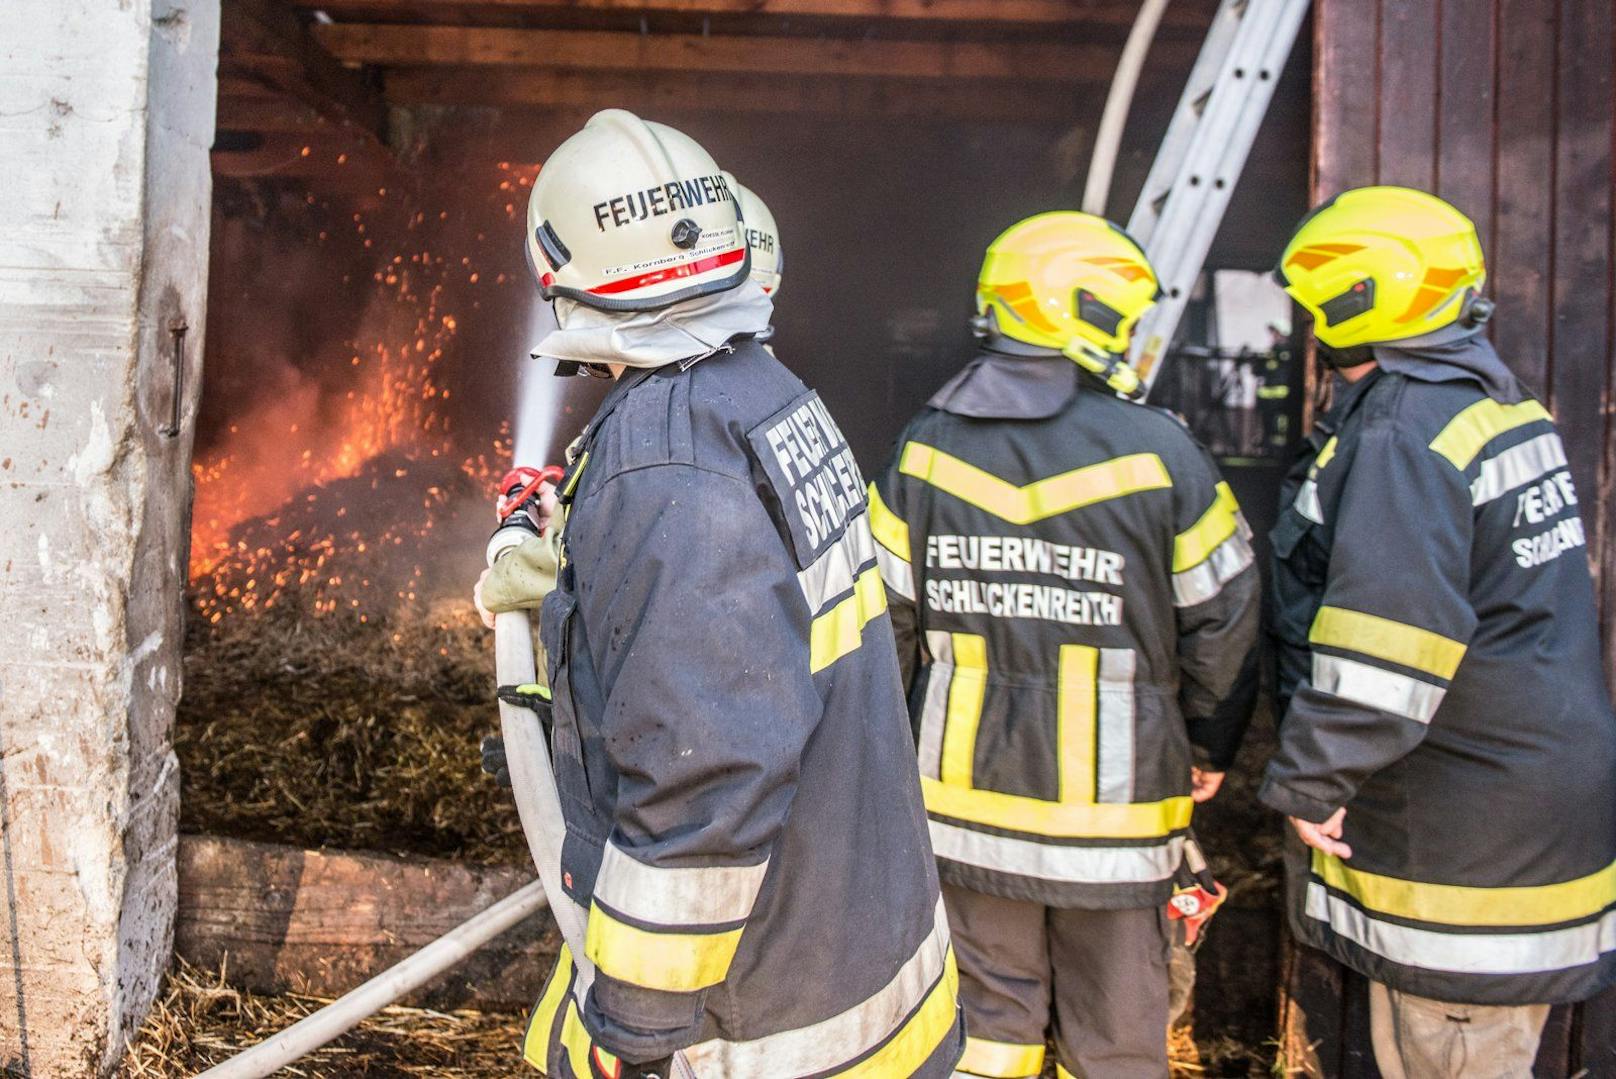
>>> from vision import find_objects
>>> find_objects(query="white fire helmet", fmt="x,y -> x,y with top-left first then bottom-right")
526,109 -> 750,311
724,172 -> 784,297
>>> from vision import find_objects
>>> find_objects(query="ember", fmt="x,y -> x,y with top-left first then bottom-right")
189,161 -> 544,625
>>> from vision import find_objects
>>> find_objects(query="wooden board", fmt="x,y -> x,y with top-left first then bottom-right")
1306,3 -> 1616,1074
175,834 -> 559,1010
311,22 -> 1203,83
285,0 -> 1213,29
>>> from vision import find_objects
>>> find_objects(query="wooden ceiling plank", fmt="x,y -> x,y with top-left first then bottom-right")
222,0 -> 390,143
384,65 -> 1084,121
313,23 -> 1157,81
288,0 -> 1205,29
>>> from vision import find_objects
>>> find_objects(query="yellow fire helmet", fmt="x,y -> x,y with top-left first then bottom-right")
526,109 -> 749,312
724,172 -> 783,297
1276,186 -> 1488,350
976,211 -> 1162,398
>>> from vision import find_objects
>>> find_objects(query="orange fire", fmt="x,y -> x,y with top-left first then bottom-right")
189,162 -> 539,623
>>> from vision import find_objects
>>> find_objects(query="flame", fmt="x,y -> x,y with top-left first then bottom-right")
188,161 -> 541,624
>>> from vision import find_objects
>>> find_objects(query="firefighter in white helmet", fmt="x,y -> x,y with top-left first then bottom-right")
724,173 -> 783,299
482,110 -> 962,1079
475,171 -> 788,772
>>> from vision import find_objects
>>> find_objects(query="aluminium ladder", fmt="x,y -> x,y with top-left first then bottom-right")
1125,0 -> 1313,395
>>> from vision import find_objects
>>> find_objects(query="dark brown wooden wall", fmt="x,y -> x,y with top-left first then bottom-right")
1315,0 -> 1616,684
1291,1 -> 1616,1074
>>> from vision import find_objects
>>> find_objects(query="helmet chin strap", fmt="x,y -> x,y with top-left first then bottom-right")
972,311 -> 1145,398
1064,340 -> 1146,399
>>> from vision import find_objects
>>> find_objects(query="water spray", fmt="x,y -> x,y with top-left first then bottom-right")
512,299 -> 562,467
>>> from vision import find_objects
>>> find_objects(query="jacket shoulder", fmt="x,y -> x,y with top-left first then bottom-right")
1360,373 -> 1544,473
588,341 -> 809,482
1098,395 -> 1216,477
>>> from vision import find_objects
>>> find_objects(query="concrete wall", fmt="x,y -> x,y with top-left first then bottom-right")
0,1 -> 217,1073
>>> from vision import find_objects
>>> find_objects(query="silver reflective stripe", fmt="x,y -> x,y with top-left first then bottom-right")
1472,432 -> 1568,505
1096,648 -> 1136,804
1294,479 -> 1323,523
680,897 -> 952,1076
796,517 -> 878,614
1171,531 -> 1255,607
1305,882 -> 1616,975
917,631 -> 953,780
595,841 -> 768,928
929,818 -> 1182,885
875,542 -> 915,601
1312,653 -> 1447,724
566,894 -> 597,996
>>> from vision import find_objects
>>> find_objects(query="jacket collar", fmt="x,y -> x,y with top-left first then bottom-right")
1373,331 -> 1526,403
926,349 -> 1080,420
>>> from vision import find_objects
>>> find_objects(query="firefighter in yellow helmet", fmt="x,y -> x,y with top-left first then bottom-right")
480,110 -> 961,1078
1264,186 -> 1616,1076
871,212 -> 1259,1079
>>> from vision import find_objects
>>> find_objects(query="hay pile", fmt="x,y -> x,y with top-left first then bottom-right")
176,595 -> 527,864
118,958 -> 525,1077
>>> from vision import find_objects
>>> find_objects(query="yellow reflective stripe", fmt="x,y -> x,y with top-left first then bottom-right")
561,451 -> 590,497
839,947 -> 959,1078
866,483 -> 911,562
1314,435 -> 1339,474
585,903 -> 743,992
922,777 -> 1191,839
1310,605 -> 1467,680
1056,1065 -> 1079,1079
523,944 -> 574,1071
899,442 -> 1171,525
1172,481 -> 1241,572
958,1036 -> 1046,1077
809,567 -> 888,673
1429,399 -> 1553,469
1057,644 -> 1098,803
939,633 -> 987,788
1313,851 -> 1616,928
560,999 -> 618,1078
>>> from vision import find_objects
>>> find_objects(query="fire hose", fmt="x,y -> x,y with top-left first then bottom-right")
198,469 -> 583,1078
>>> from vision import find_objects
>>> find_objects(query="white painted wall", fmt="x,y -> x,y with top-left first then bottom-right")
0,1 -> 218,1073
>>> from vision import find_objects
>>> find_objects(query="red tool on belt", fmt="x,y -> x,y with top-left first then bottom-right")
1166,832 -> 1228,948
496,465 -> 565,531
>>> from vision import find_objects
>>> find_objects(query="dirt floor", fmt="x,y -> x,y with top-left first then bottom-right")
162,591 -> 1286,1076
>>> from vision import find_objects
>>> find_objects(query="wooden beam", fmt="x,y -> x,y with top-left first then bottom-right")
221,0 -> 389,143
175,835 -> 556,1010
288,0 -> 1212,28
216,93 -> 329,134
385,64 -> 1088,121
315,23 -> 1182,82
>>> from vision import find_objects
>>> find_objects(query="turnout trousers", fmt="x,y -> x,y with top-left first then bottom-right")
1369,983 -> 1548,1079
945,882 -> 1171,1079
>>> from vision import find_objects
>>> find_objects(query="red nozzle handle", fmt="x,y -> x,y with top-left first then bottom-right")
497,464 -> 565,521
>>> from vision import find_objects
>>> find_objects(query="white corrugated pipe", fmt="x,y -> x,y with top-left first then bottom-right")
1082,0 -> 1171,216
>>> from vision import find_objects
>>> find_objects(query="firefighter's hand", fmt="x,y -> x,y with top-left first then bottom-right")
534,481 -> 560,535
480,735 -> 511,788
1290,807 -> 1352,859
474,568 -> 496,629
1190,767 -> 1225,803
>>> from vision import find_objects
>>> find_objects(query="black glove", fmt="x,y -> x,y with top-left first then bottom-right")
496,682 -> 554,741
479,735 -> 510,788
